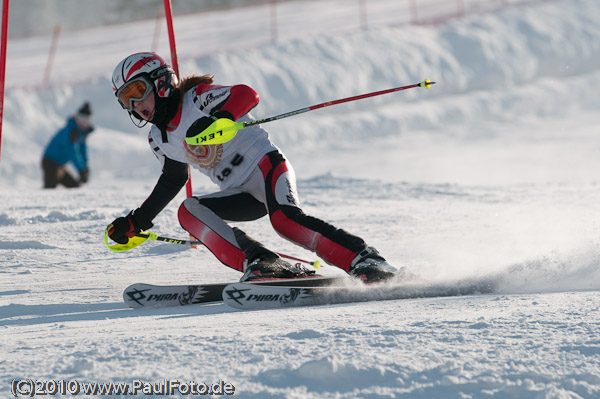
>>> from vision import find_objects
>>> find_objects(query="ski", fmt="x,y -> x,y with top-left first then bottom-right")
123,276 -> 344,309
222,278 -> 497,310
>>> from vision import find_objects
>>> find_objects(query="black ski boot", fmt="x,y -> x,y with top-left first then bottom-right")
349,247 -> 400,283
240,254 -> 315,282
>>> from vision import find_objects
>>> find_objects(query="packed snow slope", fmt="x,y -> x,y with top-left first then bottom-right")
2,0 -> 600,398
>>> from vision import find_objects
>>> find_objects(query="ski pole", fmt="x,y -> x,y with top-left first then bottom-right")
185,79 -> 436,146
104,231 -> 321,268
135,233 -> 320,268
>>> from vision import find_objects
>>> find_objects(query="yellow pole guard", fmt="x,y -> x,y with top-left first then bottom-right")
104,230 -> 152,252
184,118 -> 244,146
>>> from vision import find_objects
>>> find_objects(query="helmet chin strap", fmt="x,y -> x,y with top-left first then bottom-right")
129,111 -> 149,128
128,89 -> 157,128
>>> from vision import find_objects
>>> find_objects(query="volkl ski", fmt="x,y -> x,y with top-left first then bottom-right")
123,282 -> 227,309
222,278 -> 497,310
123,276 -> 343,309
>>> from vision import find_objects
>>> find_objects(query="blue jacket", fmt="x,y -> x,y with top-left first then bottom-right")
43,118 -> 94,171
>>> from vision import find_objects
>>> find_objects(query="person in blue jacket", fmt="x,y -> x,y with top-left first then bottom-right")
42,102 -> 94,188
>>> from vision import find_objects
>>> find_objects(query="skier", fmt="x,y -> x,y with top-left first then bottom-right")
106,52 -> 398,283
42,102 -> 94,188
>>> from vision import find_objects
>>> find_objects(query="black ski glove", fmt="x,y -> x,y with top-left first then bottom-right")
186,116 -> 215,139
107,208 -> 153,244
185,110 -> 234,140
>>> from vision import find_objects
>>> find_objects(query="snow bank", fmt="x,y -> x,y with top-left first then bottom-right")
2,0 -> 600,186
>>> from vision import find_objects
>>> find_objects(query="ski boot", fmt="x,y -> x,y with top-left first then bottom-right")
240,254 -> 315,282
349,247 -> 400,283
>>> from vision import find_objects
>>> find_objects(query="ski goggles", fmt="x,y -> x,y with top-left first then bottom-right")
116,77 -> 153,111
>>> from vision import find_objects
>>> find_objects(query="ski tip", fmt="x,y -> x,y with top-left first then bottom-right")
420,79 -> 436,89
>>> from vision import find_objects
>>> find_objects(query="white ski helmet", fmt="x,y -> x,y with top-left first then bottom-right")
112,52 -> 178,122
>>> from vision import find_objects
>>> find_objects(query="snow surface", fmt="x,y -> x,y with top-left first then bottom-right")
2,0 -> 600,397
